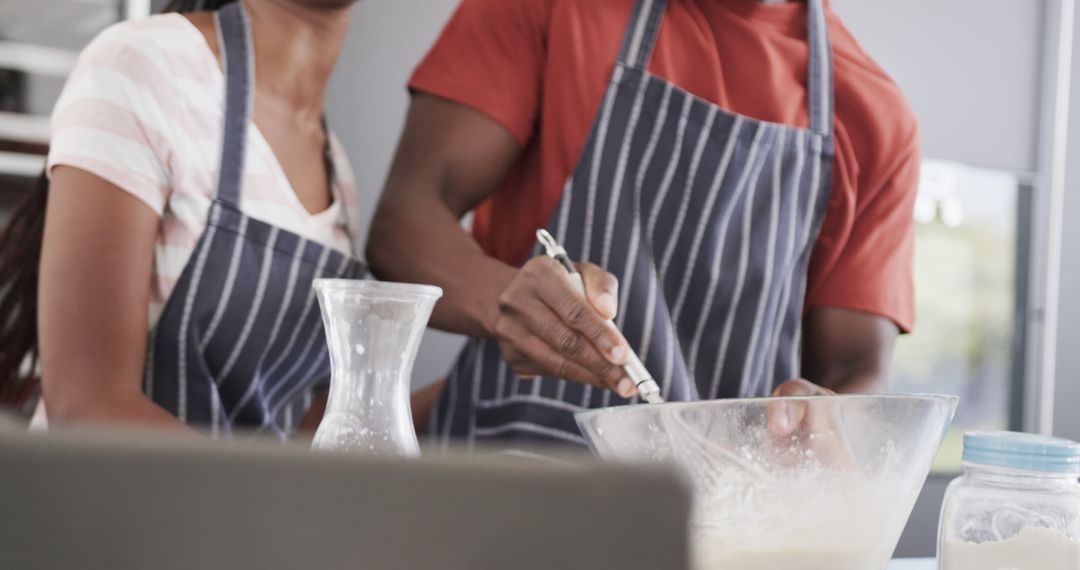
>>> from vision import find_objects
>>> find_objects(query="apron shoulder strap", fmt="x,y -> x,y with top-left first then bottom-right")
616,0 -> 669,70
807,0 -> 834,138
213,2 -> 254,207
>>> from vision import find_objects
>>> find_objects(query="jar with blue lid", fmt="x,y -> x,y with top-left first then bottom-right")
938,431 -> 1080,570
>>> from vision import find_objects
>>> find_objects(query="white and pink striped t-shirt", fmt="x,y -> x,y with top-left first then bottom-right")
46,13 -> 360,329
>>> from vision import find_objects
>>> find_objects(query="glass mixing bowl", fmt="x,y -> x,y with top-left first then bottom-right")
576,394 -> 958,570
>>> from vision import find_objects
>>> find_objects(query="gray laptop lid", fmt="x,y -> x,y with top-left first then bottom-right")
0,429 -> 690,570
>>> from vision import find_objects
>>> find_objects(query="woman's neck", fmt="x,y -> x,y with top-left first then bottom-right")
243,0 -> 352,122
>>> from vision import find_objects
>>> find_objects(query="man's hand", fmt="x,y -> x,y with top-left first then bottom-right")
766,379 -> 855,470
493,257 -> 636,397
766,379 -> 835,437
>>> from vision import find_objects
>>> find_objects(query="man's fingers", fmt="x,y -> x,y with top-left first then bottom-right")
577,262 -> 619,320
771,378 -> 832,397
495,316 -> 616,390
500,346 -> 540,378
767,379 -> 834,436
502,296 -> 628,391
531,277 -> 629,365
767,379 -> 809,436
494,258 -> 634,397
766,401 -> 804,437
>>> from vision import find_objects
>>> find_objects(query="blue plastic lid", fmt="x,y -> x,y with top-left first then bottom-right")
963,431 -> 1080,474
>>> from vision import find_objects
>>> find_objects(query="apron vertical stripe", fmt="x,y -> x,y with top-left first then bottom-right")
709,129 -> 774,398
637,94 -> 694,360
495,358 -> 509,403
229,236 -> 306,421
210,385 -> 221,437
584,66 -> 627,263
685,124 -> 764,386
468,341 -> 486,448
554,372 -> 567,402
578,65 -> 631,407
787,134 -> 826,371
617,81 -> 674,327
144,333 -> 155,400
763,129 -> 809,386
669,116 -> 745,324
656,106 -> 719,281
261,247 -> 331,383
601,71 -> 652,269
551,178 -> 575,402
808,0 -> 833,137
619,81 -> 675,404
199,213 -> 248,351
270,344 -> 332,431
621,0 -> 659,69
266,254 -> 349,413
801,137 -> 826,249
176,205 -> 223,422
442,341 -> 471,450
644,94 -> 694,247
655,105 -> 719,390
216,226 -> 279,382
598,72 -> 652,408
742,129 -> 787,395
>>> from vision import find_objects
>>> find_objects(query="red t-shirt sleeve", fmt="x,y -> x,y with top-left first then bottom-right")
409,0 -> 550,146
807,139 -> 920,333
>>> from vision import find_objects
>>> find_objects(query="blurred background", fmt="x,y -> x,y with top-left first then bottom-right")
2,0 -> 1079,558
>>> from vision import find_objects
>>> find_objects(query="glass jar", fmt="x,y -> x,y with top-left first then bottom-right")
939,431 -> 1080,570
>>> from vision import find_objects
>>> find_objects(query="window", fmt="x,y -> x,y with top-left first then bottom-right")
0,0 -> 149,223
890,160 -> 1029,471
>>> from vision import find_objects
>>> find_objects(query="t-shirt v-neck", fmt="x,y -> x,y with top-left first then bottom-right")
194,14 -> 345,225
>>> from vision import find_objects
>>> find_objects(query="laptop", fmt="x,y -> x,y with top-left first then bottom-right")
0,427 -> 690,570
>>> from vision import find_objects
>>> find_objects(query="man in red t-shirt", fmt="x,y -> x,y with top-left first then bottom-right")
369,0 -> 919,444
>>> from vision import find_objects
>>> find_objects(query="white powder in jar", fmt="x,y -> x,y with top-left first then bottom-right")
942,526 -> 1080,570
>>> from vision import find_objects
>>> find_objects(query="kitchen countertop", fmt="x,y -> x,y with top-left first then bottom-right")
889,559 -> 935,570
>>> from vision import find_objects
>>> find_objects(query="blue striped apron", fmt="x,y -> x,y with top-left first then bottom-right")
146,2 -> 365,438
432,0 -> 835,448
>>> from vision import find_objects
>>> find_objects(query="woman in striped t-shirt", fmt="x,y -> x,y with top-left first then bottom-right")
0,0 -> 365,437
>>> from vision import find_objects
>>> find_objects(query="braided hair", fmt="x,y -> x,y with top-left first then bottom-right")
0,0 -> 239,415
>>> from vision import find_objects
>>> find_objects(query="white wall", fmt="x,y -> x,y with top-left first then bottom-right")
832,0 -> 1046,172
326,0 -> 464,388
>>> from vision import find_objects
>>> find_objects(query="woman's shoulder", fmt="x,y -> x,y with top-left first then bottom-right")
76,13 -> 216,78
48,12 -> 224,216
56,12 -> 222,133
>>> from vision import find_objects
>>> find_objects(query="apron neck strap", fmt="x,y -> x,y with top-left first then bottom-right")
617,0 -> 834,138
214,1 -> 254,207
615,0 -> 668,70
806,0 -> 833,138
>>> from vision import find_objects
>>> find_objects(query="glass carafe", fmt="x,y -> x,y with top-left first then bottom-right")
311,279 -> 442,457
